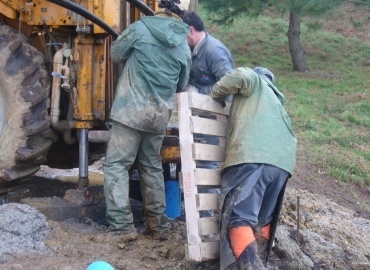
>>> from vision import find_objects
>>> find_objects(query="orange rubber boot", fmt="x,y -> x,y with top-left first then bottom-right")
229,226 -> 255,258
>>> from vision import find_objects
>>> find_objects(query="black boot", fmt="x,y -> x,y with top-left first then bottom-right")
237,241 -> 266,270
254,224 -> 271,266
256,237 -> 269,266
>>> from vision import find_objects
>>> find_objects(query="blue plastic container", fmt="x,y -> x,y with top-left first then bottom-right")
87,261 -> 114,270
165,180 -> 181,219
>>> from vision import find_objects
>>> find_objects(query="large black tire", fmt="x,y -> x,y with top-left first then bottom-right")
0,25 -> 56,183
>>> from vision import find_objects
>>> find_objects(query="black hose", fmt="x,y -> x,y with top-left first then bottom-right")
46,0 -> 155,39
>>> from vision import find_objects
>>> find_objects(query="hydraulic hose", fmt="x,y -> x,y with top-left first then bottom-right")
46,0 -> 155,39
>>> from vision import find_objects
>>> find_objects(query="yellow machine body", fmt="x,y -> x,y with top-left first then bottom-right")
0,0 -> 180,175
1,0 -> 120,31
0,0 -> 157,126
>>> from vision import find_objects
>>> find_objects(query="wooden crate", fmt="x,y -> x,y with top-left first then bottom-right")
177,91 -> 229,262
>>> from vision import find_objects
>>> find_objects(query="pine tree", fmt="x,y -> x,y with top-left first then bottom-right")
202,0 -> 355,72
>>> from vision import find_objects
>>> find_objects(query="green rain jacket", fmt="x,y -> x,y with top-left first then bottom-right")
110,10 -> 191,133
210,67 -> 297,175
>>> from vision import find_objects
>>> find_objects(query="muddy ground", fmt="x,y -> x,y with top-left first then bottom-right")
0,156 -> 369,270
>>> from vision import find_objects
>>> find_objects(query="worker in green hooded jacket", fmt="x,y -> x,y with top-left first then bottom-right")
210,67 -> 297,269
104,0 -> 191,241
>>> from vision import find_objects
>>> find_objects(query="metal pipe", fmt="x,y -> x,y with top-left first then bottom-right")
78,128 -> 89,189
63,94 -> 77,145
60,57 -> 77,145
50,48 -> 63,129
50,46 -> 75,134
297,196 -> 300,246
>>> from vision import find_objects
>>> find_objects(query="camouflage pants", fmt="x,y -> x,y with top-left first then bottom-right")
104,121 -> 168,231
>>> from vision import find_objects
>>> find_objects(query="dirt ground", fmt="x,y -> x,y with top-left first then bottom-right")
1,152 -> 369,270
0,203 -> 202,270
290,145 -> 370,220
0,168 -> 217,270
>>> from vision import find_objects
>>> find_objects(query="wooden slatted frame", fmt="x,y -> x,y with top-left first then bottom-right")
178,91 -> 229,262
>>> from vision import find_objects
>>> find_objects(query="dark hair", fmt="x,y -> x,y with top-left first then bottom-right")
159,0 -> 184,18
182,11 -> 205,31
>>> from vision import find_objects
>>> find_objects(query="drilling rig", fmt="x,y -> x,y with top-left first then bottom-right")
0,0 -> 180,188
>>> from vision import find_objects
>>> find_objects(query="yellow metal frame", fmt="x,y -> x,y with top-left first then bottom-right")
1,0 -> 161,135
0,2 -> 17,19
73,35 -> 108,129
1,0 -> 175,164
161,146 -> 181,163
0,0 -> 120,34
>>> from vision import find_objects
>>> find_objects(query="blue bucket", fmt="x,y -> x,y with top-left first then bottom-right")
165,180 -> 181,219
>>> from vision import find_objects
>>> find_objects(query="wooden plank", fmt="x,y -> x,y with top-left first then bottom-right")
216,114 -> 228,147
196,194 -> 219,211
191,116 -> 227,137
200,241 -> 220,261
178,173 -> 183,192
186,244 -> 201,261
188,91 -> 229,116
194,168 -> 221,187
177,92 -> 202,255
178,91 -> 228,262
192,143 -> 225,162
186,241 -> 220,261
198,217 -> 219,235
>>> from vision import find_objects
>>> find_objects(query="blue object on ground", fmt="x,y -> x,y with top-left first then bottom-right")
165,180 -> 181,219
87,261 -> 114,270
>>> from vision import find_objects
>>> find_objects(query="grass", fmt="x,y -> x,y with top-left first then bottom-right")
198,6 -> 370,187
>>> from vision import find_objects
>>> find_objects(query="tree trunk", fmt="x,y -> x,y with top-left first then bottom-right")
189,0 -> 198,12
287,11 -> 310,72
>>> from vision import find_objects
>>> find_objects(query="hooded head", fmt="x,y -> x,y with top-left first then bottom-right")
158,0 -> 190,18
253,66 -> 275,84
175,0 -> 190,11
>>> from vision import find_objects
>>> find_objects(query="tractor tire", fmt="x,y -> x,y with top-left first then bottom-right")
0,25 -> 56,184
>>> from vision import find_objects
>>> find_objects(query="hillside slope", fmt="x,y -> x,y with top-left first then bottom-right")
201,1 -> 370,218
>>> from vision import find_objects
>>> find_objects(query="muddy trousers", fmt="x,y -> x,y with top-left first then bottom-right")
104,121 -> 168,231
220,163 -> 289,270
225,163 -> 289,228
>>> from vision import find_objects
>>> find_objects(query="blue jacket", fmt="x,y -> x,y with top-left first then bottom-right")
189,32 -> 234,95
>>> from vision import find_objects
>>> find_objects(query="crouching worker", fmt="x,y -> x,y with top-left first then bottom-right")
210,67 -> 297,269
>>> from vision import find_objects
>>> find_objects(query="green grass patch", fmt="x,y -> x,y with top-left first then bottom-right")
199,6 -> 370,186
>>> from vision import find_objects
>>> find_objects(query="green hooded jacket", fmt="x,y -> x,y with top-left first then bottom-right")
110,11 -> 191,133
210,67 -> 297,174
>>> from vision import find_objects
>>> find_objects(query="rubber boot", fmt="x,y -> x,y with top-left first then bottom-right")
228,226 -> 265,270
237,241 -> 266,270
254,224 -> 271,265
